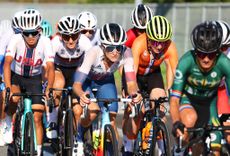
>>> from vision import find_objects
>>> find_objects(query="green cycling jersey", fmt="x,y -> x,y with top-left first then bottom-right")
171,50 -> 230,99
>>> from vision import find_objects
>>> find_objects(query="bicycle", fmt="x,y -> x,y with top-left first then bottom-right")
82,90 -> 132,156
5,87 -> 53,156
173,124 -> 230,156
132,91 -> 171,156
49,87 -> 76,156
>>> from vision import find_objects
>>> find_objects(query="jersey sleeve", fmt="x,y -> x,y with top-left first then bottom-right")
74,46 -> 98,84
5,34 -> 19,58
79,34 -> 93,52
125,29 -> 136,48
123,48 -> 136,82
219,54 -> 230,94
171,51 -> 192,98
51,35 -> 61,55
166,41 -> 179,73
43,37 -> 54,63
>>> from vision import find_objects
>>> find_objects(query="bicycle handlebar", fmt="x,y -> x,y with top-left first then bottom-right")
175,125 -> 230,153
187,125 -> 230,132
4,87 -> 55,112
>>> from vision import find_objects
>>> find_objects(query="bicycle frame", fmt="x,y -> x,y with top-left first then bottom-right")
133,95 -> 169,155
175,125 -> 230,155
88,97 -> 131,156
93,102 -> 111,156
20,97 -> 37,152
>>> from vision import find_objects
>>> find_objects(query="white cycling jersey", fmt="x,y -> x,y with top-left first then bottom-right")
5,34 -> 54,77
52,34 -> 92,67
75,46 -> 135,82
0,28 -> 14,56
0,27 -> 15,76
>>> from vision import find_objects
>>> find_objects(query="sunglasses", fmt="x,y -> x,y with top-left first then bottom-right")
148,39 -> 167,48
81,29 -> 94,34
61,33 -> 80,41
22,31 -> 39,37
196,51 -> 219,60
103,44 -> 124,53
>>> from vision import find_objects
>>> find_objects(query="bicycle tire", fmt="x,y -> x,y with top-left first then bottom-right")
149,120 -> 171,156
103,124 -> 118,156
64,110 -> 74,156
23,112 -> 35,156
13,111 -> 22,156
56,103 -> 65,156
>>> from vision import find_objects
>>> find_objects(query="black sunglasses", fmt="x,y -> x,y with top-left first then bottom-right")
62,33 -> 80,41
81,29 -> 94,34
22,31 -> 39,37
103,45 -> 124,53
196,51 -> 219,60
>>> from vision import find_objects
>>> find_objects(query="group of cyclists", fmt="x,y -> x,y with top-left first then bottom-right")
0,3 -> 229,156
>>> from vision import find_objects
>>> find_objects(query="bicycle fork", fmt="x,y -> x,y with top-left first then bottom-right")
21,98 -> 37,154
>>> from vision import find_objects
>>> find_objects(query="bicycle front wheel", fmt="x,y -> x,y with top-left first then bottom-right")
64,110 -> 75,156
149,120 -> 171,156
23,112 -> 35,156
103,124 -> 118,156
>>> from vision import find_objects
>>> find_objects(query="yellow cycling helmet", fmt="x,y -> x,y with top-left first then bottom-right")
146,15 -> 172,42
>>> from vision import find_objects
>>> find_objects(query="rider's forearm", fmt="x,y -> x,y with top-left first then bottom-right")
170,96 -> 181,123
4,60 -> 12,88
46,63 -> 55,89
166,63 -> 174,90
73,82 -> 84,97
127,81 -> 139,95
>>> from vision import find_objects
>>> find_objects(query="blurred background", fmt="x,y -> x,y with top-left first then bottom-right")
0,0 -> 229,90
0,1 -> 229,56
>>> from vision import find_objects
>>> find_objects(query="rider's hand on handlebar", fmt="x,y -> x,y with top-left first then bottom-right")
80,92 -> 90,107
131,92 -> 142,105
172,121 -> 186,137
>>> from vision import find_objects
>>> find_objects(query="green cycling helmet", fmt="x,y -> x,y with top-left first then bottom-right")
41,19 -> 52,38
146,15 -> 172,42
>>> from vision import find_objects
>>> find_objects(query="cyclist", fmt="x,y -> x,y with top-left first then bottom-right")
0,11 -> 22,146
215,20 -> 230,147
45,16 -> 92,140
170,21 -> 230,156
125,4 -> 153,48
41,19 -> 53,39
73,23 -> 142,155
4,8 -> 55,156
122,15 -> 178,155
77,11 -> 100,46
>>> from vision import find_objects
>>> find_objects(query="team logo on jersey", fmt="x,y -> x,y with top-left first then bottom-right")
175,69 -> 183,79
211,72 -> 217,78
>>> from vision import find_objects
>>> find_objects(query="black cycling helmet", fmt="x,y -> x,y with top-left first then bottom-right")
191,21 -> 222,53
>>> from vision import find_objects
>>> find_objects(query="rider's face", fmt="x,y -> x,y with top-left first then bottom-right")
147,39 -> 168,54
62,33 -> 80,49
81,29 -> 95,39
22,30 -> 40,47
103,44 -> 124,62
196,51 -> 218,71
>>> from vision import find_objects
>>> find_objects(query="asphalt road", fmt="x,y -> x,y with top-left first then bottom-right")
0,107 -> 174,156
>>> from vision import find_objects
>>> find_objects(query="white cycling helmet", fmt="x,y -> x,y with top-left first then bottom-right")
57,16 -> 80,35
215,20 -> 230,46
77,11 -> 97,30
19,9 -> 42,31
131,4 -> 153,30
100,23 -> 127,45
12,11 -> 22,30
